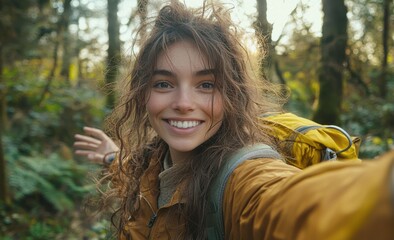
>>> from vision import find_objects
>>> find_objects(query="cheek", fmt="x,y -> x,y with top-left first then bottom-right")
146,93 -> 162,119
211,93 -> 224,123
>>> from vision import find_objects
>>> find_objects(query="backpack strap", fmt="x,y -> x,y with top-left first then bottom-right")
206,143 -> 282,240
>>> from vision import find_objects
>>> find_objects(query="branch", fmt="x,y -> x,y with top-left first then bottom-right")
345,56 -> 370,96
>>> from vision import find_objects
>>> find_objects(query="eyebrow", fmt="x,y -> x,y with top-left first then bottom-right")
152,69 -> 174,77
152,68 -> 215,77
195,69 -> 215,76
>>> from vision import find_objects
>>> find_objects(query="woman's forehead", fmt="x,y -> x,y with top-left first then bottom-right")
155,40 -> 211,72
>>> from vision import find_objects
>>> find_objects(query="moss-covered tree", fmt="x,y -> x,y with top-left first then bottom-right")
379,0 -> 391,99
60,0 -> 73,82
0,45 -> 9,205
255,0 -> 273,79
313,0 -> 348,124
105,0 -> 121,109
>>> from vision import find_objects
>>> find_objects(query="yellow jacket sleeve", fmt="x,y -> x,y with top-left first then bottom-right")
223,151 -> 394,240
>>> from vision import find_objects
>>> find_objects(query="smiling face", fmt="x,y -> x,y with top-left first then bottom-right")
146,40 -> 224,164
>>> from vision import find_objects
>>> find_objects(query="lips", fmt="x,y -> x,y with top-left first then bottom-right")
168,120 -> 202,129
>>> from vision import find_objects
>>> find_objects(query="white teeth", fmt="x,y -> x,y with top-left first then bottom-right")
169,120 -> 200,129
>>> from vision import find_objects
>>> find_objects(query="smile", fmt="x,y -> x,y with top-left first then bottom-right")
168,120 -> 201,129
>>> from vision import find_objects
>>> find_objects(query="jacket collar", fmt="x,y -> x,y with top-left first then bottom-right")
139,155 -> 187,212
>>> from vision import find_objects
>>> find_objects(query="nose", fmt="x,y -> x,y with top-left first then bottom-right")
172,87 -> 195,113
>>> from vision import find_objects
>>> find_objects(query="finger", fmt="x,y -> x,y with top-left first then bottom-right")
74,134 -> 101,144
73,142 -> 99,151
74,134 -> 101,145
87,153 -> 105,163
83,127 -> 108,140
75,151 -> 103,164
75,150 -> 95,156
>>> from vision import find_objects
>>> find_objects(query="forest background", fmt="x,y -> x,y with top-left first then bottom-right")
0,0 -> 393,239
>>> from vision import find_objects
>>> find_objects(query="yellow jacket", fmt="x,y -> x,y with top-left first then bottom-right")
122,151 -> 394,239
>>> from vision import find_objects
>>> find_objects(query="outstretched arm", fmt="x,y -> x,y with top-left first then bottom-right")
223,152 -> 394,239
73,126 -> 119,164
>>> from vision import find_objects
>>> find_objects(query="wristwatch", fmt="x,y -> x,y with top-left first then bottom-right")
103,152 -> 117,165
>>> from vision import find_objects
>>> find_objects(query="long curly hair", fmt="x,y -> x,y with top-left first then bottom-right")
103,1 -> 285,239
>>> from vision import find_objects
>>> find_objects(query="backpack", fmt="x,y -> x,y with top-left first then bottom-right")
259,112 -> 361,169
206,112 -> 361,240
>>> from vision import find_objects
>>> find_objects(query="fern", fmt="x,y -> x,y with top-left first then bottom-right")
7,153 -> 94,212
27,222 -> 61,240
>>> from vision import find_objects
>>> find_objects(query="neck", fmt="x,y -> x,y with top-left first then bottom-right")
169,149 -> 192,165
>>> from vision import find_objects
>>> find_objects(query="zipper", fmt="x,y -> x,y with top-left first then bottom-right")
139,193 -> 159,239
147,214 -> 157,228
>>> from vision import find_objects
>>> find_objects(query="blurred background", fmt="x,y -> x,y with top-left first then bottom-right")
0,0 -> 393,239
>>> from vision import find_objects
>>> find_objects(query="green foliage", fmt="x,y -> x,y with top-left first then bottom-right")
4,63 -> 106,150
1,130 -> 104,238
27,222 -> 62,240
7,152 -> 93,212
276,27 -> 320,118
341,97 -> 394,158
1,1 -> 111,238
2,62 -> 107,238
282,70 -> 318,117
359,136 -> 393,159
85,218 -> 115,240
0,0 -> 41,61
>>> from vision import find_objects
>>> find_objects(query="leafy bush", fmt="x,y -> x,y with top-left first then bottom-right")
7,152 -> 94,212
341,96 -> 394,158
1,136 -> 111,238
4,63 -> 106,152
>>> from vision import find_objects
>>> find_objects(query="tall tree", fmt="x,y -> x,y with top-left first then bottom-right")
0,2 -> 7,202
379,0 -> 391,99
138,0 -> 148,41
38,0 -> 69,105
0,0 -> 37,205
313,0 -> 348,125
0,35 -> 6,134
105,0 -> 121,109
0,41 -> 9,205
255,0 -> 273,79
60,0 -> 72,82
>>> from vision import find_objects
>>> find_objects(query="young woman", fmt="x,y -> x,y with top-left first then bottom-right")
74,2 -> 394,239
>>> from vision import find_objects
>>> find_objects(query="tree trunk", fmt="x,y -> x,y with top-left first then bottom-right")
255,0 -> 273,79
76,0 -> 82,84
0,130 -> 8,205
60,0 -> 72,82
0,0 -> 9,203
379,0 -> 390,99
313,0 -> 348,125
105,0 -> 121,109
0,44 -> 10,205
38,0 -> 68,105
0,49 -> 7,131
37,22 -> 61,105
137,0 -> 148,41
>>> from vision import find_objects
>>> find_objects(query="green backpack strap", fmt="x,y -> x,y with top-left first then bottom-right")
206,143 -> 282,240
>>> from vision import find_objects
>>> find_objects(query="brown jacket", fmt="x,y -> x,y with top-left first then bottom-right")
122,151 -> 394,239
